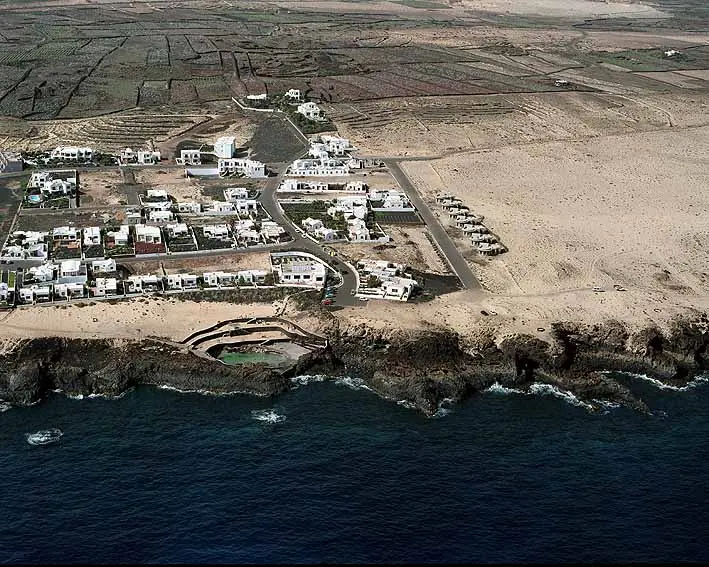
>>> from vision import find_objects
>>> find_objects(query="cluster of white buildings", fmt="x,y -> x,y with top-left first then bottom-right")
297,101 -> 324,121
1,231 -> 49,262
436,193 -> 506,256
26,170 -> 77,204
355,260 -> 418,302
278,179 -> 367,193
50,146 -> 94,162
119,147 -> 161,165
174,136 -> 267,179
287,135 -> 364,177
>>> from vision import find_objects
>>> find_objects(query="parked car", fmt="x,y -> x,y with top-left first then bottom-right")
322,299 -> 333,305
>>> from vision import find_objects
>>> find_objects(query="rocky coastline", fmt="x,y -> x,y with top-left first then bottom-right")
1,313 -> 708,415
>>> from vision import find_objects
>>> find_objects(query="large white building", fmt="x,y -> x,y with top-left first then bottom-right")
214,136 -> 236,159
297,102 -> 323,121
50,146 -> 94,161
271,253 -> 327,288
218,158 -> 267,178
288,158 -> 349,177
355,260 -> 417,301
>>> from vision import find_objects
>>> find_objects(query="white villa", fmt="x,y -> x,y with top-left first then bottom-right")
176,149 -> 202,166
52,226 -> 79,242
82,227 -> 101,246
302,217 -> 323,233
107,225 -> 130,247
214,136 -> 236,159
93,277 -> 118,297
285,89 -> 302,102
260,221 -> 285,241
203,224 -> 230,240
120,148 -> 161,165
233,199 -> 258,214
148,210 -> 174,223
135,225 -> 162,244
288,158 -> 349,177
50,146 -> 93,161
177,202 -> 202,214
223,187 -> 249,202
356,260 -> 417,301
271,253 -> 327,288
165,273 -> 199,291
297,102 -> 323,121
58,259 -> 87,284
319,135 -> 352,156
166,223 -> 190,238
218,158 -> 267,178
91,259 -> 117,274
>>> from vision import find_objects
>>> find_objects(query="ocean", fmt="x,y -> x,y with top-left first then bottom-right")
1,373 -> 708,564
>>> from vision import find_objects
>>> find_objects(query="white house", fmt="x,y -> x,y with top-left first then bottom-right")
125,274 -> 161,294
176,149 -> 201,166
234,199 -> 258,214
320,135 -> 352,156
54,282 -> 86,299
297,102 -> 323,121
148,210 -> 174,223
52,226 -> 79,242
106,225 -> 130,247
40,179 -> 74,198
218,158 -> 267,178
237,229 -> 260,244
284,89 -> 302,102
260,221 -> 285,240
93,277 -> 118,297
314,227 -> 338,241
50,146 -> 93,161
82,227 -> 101,246
272,255 -> 327,288
278,179 -> 330,192
91,258 -> 117,274
166,223 -> 189,238
164,273 -> 198,290
246,93 -> 268,102
214,136 -> 236,159
344,181 -> 367,193
28,263 -> 56,283
207,201 -> 235,214
120,148 -> 161,165
135,225 -> 162,244
203,271 -> 236,287
58,259 -> 88,284
177,201 -> 202,214
223,187 -> 250,202
202,224 -> 230,240
146,188 -> 168,200
301,217 -> 324,233
288,158 -> 349,177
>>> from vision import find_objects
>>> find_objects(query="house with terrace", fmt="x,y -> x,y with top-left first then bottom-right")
223,187 -> 250,202
177,201 -> 202,214
164,273 -> 199,291
355,260 -> 418,302
218,158 -> 267,178
271,252 -> 327,289
91,258 -> 117,275
288,158 -> 349,177
135,225 -> 162,244
93,277 -> 118,297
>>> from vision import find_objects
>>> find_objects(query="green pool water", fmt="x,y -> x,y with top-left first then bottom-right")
218,351 -> 287,366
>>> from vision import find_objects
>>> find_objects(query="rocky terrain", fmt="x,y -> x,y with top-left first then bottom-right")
1,313 -> 708,415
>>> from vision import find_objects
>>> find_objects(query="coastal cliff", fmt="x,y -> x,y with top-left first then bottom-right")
1,314 -> 708,414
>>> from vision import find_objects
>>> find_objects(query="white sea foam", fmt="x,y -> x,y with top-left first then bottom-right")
430,397 -> 455,419
0,401 -> 12,413
25,428 -> 63,446
290,374 -> 327,387
396,400 -> 417,410
484,382 -> 525,395
528,383 -> 595,411
251,409 -> 286,424
334,376 -> 373,392
157,384 -> 255,397
621,373 -> 709,392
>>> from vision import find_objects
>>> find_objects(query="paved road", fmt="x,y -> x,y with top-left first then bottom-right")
259,165 -> 359,306
386,160 -> 481,291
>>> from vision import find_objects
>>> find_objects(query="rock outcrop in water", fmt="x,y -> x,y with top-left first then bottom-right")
1,314 -> 707,414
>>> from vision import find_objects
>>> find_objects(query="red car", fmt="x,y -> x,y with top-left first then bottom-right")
321,299 -> 333,305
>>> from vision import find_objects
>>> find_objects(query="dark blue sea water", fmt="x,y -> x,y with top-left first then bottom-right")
1,374 -> 708,564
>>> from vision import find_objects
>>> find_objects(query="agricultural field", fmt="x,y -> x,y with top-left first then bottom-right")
1,0 -> 704,124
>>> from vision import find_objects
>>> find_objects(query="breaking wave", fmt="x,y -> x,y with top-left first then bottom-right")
334,376 -> 373,392
485,382 -> 525,395
251,409 -> 286,424
26,428 -> 63,446
528,383 -> 595,410
396,399 -> 417,410
621,373 -> 709,392
485,381 -> 595,411
157,384 -> 256,397
0,401 -> 12,413
290,374 -> 327,387
431,397 -> 455,419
